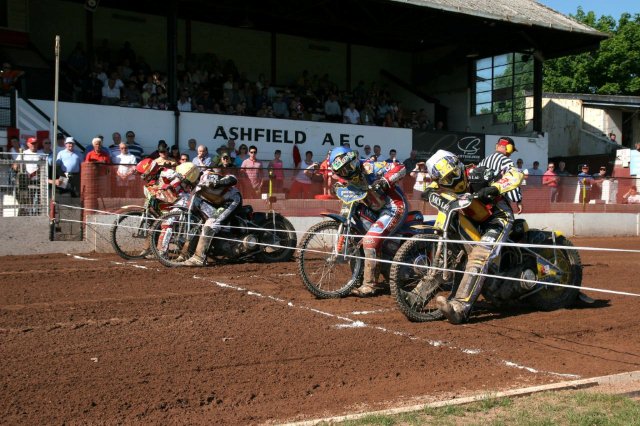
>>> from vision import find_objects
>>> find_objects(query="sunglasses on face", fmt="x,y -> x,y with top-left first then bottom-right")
249,150 -> 257,154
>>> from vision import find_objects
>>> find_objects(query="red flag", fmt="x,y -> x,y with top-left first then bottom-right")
292,144 -> 301,168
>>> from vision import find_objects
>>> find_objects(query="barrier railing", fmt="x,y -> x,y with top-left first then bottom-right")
0,158 -> 49,217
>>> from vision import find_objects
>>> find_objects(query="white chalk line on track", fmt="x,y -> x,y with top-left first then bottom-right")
67,253 -> 581,380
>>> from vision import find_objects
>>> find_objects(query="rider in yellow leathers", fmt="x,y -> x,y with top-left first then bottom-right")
423,147 -> 523,324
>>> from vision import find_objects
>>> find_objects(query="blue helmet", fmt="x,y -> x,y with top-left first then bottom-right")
329,147 -> 360,179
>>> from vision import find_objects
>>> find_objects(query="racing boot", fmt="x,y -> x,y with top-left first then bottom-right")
352,252 -> 386,297
436,266 -> 484,324
183,227 -> 214,267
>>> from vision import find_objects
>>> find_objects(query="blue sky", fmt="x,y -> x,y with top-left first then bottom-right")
539,0 -> 639,19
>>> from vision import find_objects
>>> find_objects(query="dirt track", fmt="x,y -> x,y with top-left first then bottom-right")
1,237 -> 640,424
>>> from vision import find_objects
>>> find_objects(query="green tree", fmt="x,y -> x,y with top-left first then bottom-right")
543,8 -> 640,95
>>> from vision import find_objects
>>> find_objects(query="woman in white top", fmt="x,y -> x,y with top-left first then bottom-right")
410,161 -> 430,199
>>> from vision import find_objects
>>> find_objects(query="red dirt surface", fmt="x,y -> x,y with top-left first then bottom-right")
1,237 -> 640,424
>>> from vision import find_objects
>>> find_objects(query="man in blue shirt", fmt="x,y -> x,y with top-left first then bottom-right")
56,138 -> 82,197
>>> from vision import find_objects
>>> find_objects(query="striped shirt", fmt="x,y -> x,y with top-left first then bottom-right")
125,142 -> 145,163
479,152 -> 522,203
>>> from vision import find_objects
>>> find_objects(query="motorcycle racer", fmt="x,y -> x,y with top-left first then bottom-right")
329,146 -> 407,296
183,168 -> 243,266
423,147 -> 523,323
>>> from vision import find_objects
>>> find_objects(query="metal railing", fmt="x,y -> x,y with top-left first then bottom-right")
0,158 -> 49,217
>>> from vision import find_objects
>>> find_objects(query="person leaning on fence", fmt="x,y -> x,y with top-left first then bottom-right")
622,185 -> 640,204
542,162 -> 560,202
85,137 -> 111,164
577,164 -> 594,203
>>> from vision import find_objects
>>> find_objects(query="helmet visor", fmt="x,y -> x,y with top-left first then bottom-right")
334,158 -> 358,178
440,166 -> 461,186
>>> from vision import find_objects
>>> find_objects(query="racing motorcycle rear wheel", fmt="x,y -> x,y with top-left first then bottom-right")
390,236 -> 461,322
149,211 -> 202,268
527,235 -> 582,311
297,220 -> 364,298
110,209 -> 157,260
255,214 -> 298,263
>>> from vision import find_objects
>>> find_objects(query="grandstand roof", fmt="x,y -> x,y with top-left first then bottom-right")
94,0 -> 607,61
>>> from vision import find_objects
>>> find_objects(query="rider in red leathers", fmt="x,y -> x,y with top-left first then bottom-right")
329,146 -> 407,296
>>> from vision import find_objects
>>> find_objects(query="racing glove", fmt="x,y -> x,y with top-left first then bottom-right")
371,178 -> 389,192
475,185 -> 499,202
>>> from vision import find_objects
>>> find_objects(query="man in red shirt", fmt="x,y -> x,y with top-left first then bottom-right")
85,137 -> 112,163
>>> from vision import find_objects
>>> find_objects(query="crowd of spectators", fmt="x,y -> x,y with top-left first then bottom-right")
63,40 -> 440,130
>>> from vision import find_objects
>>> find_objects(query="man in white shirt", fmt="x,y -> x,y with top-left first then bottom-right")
343,102 -> 360,124
113,142 -> 137,197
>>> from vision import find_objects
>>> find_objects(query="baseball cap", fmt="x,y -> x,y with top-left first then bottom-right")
26,137 -> 37,144
580,164 -> 589,168
65,137 -> 75,144
497,137 -> 517,151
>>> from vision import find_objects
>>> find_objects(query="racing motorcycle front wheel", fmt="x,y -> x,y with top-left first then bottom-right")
389,236 -> 457,322
297,220 -> 364,298
149,211 -> 202,268
255,214 -> 298,263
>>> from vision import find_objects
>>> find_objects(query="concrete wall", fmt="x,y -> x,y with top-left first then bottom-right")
2,213 -> 638,256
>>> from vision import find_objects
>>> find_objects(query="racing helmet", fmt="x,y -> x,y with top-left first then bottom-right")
329,147 -> 360,179
426,149 -> 467,193
175,161 -> 201,185
136,158 -> 162,181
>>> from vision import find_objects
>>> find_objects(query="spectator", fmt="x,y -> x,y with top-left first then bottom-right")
542,162 -> 560,202
385,149 -> 398,163
148,140 -> 169,160
177,90 -> 193,112
361,102 -> 376,126
324,93 -> 342,123
410,161 -> 430,198
577,164 -> 594,203
179,153 -> 190,164
609,133 -> 617,143
183,138 -> 198,161
101,77 -> 121,105
56,137 -> 82,197
1,62 -> 25,93
113,142 -> 137,196
372,144 -> 382,161
240,145 -> 264,197
124,130 -> 145,162
85,137 -> 111,163
403,149 -> 419,172
361,144 -> 373,160
591,165 -> 609,201
272,95 -> 289,118
622,185 -> 640,204
525,161 -> 543,186
18,137 -> 41,180
169,144 -> 181,163
318,150 -> 334,196
122,80 -> 142,107
192,145 -> 212,168
289,150 -> 319,199
154,143 -> 177,167
226,138 -> 238,160
343,102 -> 360,124
107,132 -> 123,159
267,149 -> 285,193
235,143 -> 249,167
218,153 -> 235,171
211,144 -> 229,167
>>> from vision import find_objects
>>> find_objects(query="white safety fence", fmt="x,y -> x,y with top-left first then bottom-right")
56,203 -> 640,299
0,158 -> 49,217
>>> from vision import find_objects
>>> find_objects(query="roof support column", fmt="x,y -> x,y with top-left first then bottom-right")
167,0 -> 178,107
533,56 -> 543,133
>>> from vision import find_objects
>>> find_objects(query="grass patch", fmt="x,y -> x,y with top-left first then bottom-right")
332,391 -> 640,425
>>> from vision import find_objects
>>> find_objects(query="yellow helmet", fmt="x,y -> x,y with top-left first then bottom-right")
175,161 -> 201,185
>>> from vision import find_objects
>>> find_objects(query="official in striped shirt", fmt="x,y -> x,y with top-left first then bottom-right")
479,137 -> 523,214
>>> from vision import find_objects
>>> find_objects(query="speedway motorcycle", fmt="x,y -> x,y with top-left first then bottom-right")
110,183 -> 184,260
389,190 -> 583,322
148,183 -> 297,267
297,182 -> 435,298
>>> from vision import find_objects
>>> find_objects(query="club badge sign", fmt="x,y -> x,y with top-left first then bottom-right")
413,130 -> 485,164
